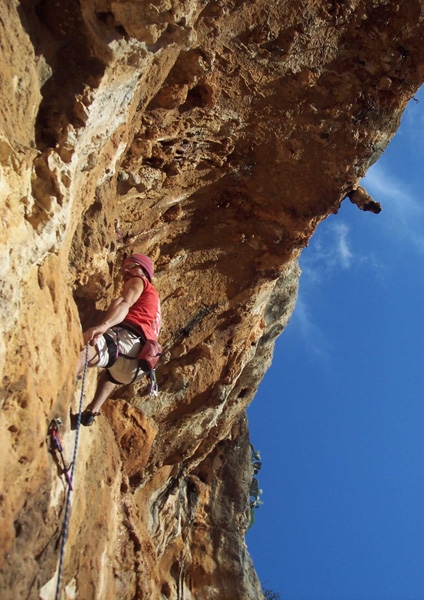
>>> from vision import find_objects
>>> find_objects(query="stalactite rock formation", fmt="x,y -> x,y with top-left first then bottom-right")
1,1 -> 424,598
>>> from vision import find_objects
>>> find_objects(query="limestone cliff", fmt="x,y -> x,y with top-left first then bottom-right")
1,1 -> 424,598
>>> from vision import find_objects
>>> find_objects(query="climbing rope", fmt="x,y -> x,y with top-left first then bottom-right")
54,344 -> 89,600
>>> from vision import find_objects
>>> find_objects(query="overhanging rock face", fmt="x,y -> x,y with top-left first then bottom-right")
1,1 -> 424,598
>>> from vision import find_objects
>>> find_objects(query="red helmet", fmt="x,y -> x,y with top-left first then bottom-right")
126,254 -> 154,281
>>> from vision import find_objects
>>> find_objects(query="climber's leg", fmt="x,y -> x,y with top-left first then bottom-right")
85,371 -> 118,414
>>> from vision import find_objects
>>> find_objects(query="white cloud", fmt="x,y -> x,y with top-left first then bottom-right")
363,163 -> 424,253
291,89 -> 424,365
334,222 -> 353,268
291,294 -> 332,363
301,220 -> 354,284
295,211 -> 382,361
294,221 -> 359,363
364,164 -> 415,213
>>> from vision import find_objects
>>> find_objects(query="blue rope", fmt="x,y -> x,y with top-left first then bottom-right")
54,345 -> 89,600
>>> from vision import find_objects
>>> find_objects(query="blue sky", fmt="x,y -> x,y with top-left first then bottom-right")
247,85 -> 424,600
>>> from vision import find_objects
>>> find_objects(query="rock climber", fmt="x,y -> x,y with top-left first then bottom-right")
75,254 -> 161,426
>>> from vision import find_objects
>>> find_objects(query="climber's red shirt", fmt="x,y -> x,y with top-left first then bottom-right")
124,278 -> 161,341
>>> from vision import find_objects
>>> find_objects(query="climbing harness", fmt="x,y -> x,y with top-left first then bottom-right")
110,323 -> 162,395
52,344 -> 89,600
114,327 -> 120,362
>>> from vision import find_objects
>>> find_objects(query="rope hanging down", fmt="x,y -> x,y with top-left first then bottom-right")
54,344 -> 89,600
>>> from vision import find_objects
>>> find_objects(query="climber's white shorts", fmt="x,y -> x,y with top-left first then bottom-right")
96,326 -> 146,385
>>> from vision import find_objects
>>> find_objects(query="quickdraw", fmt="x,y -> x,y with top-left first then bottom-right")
48,419 -> 73,490
147,368 -> 159,397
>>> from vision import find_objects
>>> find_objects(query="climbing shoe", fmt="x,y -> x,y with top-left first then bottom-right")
80,410 -> 100,427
